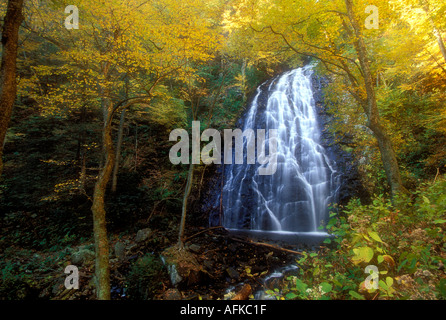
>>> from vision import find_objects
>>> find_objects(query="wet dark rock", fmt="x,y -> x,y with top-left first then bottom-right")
135,228 -> 152,243
187,243 -> 201,253
226,267 -> 240,281
111,285 -> 126,299
312,73 -> 369,205
264,275 -> 284,290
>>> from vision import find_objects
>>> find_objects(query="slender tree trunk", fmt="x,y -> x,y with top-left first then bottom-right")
423,4 -> 446,64
91,101 -> 115,300
91,59 -> 115,300
344,0 -> 406,198
178,162 -> 194,247
99,62 -> 111,169
76,105 -> 87,161
111,76 -> 129,192
80,151 -> 87,193
241,58 -> 247,102
0,0 -> 24,176
177,102 -> 200,247
91,97 -> 150,299
197,164 -> 206,200
111,109 -> 126,192
134,124 -> 138,171
434,28 -> 446,64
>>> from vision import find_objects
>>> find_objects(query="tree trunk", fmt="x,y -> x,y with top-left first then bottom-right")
112,76 -> 129,192
433,28 -> 446,64
80,151 -> 87,193
368,121 -> 406,197
344,0 -> 406,198
423,4 -> 446,64
0,0 -> 24,176
178,162 -> 194,247
134,123 -> 138,171
91,97 -> 150,299
91,101 -> 115,300
99,61 -> 112,169
111,109 -> 126,192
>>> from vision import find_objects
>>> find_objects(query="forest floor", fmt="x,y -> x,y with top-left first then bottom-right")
0,211 -> 304,300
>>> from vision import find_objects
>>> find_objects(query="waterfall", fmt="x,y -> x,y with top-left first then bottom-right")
221,66 -> 339,234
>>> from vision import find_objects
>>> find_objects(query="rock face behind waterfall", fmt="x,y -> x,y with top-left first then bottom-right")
202,66 -> 367,233
311,73 -> 368,208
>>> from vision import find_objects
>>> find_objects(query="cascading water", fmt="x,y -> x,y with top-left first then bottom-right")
221,66 -> 339,234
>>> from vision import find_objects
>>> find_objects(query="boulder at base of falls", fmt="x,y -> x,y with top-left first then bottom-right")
161,245 -> 208,288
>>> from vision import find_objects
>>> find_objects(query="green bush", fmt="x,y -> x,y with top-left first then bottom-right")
265,176 -> 446,300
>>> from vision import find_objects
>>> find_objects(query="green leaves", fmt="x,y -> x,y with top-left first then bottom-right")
285,292 -> 298,300
378,277 -> 396,297
295,278 -> 308,293
397,252 -> 418,274
349,290 -> 365,300
352,246 -> 374,265
320,282 -> 332,294
367,231 -> 383,243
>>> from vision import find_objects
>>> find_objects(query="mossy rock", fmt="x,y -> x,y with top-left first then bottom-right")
161,245 -> 208,288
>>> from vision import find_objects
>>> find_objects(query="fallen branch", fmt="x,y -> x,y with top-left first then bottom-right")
230,237 -> 303,255
183,226 -> 228,242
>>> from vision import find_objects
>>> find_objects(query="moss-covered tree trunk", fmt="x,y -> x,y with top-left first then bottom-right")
91,100 -> 115,300
111,109 -> 126,193
91,97 -> 150,299
345,0 -> 407,198
0,0 -> 23,176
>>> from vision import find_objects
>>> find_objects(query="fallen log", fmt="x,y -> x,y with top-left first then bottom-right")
183,226 -> 228,242
229,237 -> 303,255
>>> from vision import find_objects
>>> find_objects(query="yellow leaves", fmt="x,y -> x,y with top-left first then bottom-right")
29,0 -> 222,103
40,159 -> 75,166
351,246 -> 374,265
40,177 -> 83,202
234,73 -> 247,90
367,230 -> 383,243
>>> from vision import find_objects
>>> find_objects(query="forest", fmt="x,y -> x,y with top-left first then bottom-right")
0,0 -> 445,302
